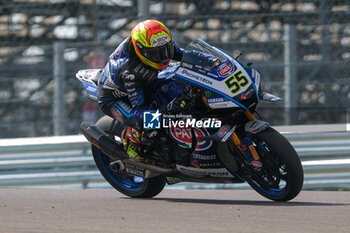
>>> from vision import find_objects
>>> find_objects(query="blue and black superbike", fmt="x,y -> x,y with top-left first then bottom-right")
77,39 -> 303,202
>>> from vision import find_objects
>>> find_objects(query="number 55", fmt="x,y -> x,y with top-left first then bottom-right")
224,70 -> 249,94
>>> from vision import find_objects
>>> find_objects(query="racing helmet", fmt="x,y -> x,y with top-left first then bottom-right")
131,20 -> 174,70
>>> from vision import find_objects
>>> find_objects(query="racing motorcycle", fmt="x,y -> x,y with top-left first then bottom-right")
77,39 -> 303,202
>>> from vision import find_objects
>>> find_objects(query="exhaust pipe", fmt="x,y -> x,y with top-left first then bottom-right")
80,121 -> 176,175
124,158 -> 176,175
80,121 -> 128,160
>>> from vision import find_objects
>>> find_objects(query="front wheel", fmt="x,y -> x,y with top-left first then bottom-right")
92,116 -> 166,198
245,127 -> 304,202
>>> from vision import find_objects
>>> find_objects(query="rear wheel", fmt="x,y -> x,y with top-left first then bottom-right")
244,127 -> 303,202
92,116 -> 166,198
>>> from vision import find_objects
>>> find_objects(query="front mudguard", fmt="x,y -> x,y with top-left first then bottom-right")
244,120 -> 270,134
239,120 -> 270,168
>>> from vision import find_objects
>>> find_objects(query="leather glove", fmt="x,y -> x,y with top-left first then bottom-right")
166,87 -> 194,114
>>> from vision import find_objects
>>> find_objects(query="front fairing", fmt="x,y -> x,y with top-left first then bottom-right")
174,39 -> 260,110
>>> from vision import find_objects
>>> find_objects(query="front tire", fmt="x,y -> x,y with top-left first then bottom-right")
92,116 -> 166,198
245,127 -> 304,202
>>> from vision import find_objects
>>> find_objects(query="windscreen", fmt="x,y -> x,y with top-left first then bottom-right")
182,39 -> 228,70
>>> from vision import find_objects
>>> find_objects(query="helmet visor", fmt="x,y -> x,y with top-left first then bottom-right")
141,41 -> 175,64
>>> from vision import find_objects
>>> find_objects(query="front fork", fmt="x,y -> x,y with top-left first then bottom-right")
231,111 -> 264,169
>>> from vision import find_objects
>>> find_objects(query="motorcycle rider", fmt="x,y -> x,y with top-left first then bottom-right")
98,19 -> 193,160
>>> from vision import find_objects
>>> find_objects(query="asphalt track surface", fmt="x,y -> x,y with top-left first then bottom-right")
0,189 -> 349,233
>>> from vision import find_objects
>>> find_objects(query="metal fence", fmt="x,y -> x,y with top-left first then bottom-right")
0,129 -> 349,190
0,0 -> 349,138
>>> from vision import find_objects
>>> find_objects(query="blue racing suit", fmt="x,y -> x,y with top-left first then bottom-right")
97,36 -> 184,129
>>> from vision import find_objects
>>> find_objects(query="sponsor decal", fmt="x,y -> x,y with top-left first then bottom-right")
207,72 -> 219,79
224,70 -> 250,95
221,126 -> 237,142
82,83 -> 98,95
218,63 -> 235,76
176,165 -> 234,178
111,108 -> 124,123
152,34 -> 169,47
197,162 -> 222,168
217,125 -> 230,137
249,145 -> 260,160
125,164 -> 146,177
192,153 -> 217,160
204,91 -> 212,98
87,93 -> 98,101
86,85 -> 97,93
251,161 -> 263,168
169,127 -> 213,151
207,98 -> 224,104
179,68 -> 213,86
208,101 -> 239,109
115,100 -> 133,114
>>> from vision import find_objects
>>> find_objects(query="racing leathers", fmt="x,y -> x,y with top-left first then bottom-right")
97,37 -> 217,160
97,37 -> 185,159
98,37 -> 184,124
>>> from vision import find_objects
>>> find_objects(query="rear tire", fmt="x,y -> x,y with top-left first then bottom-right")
245,127 -> 304,202
92,116 -> 166,198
